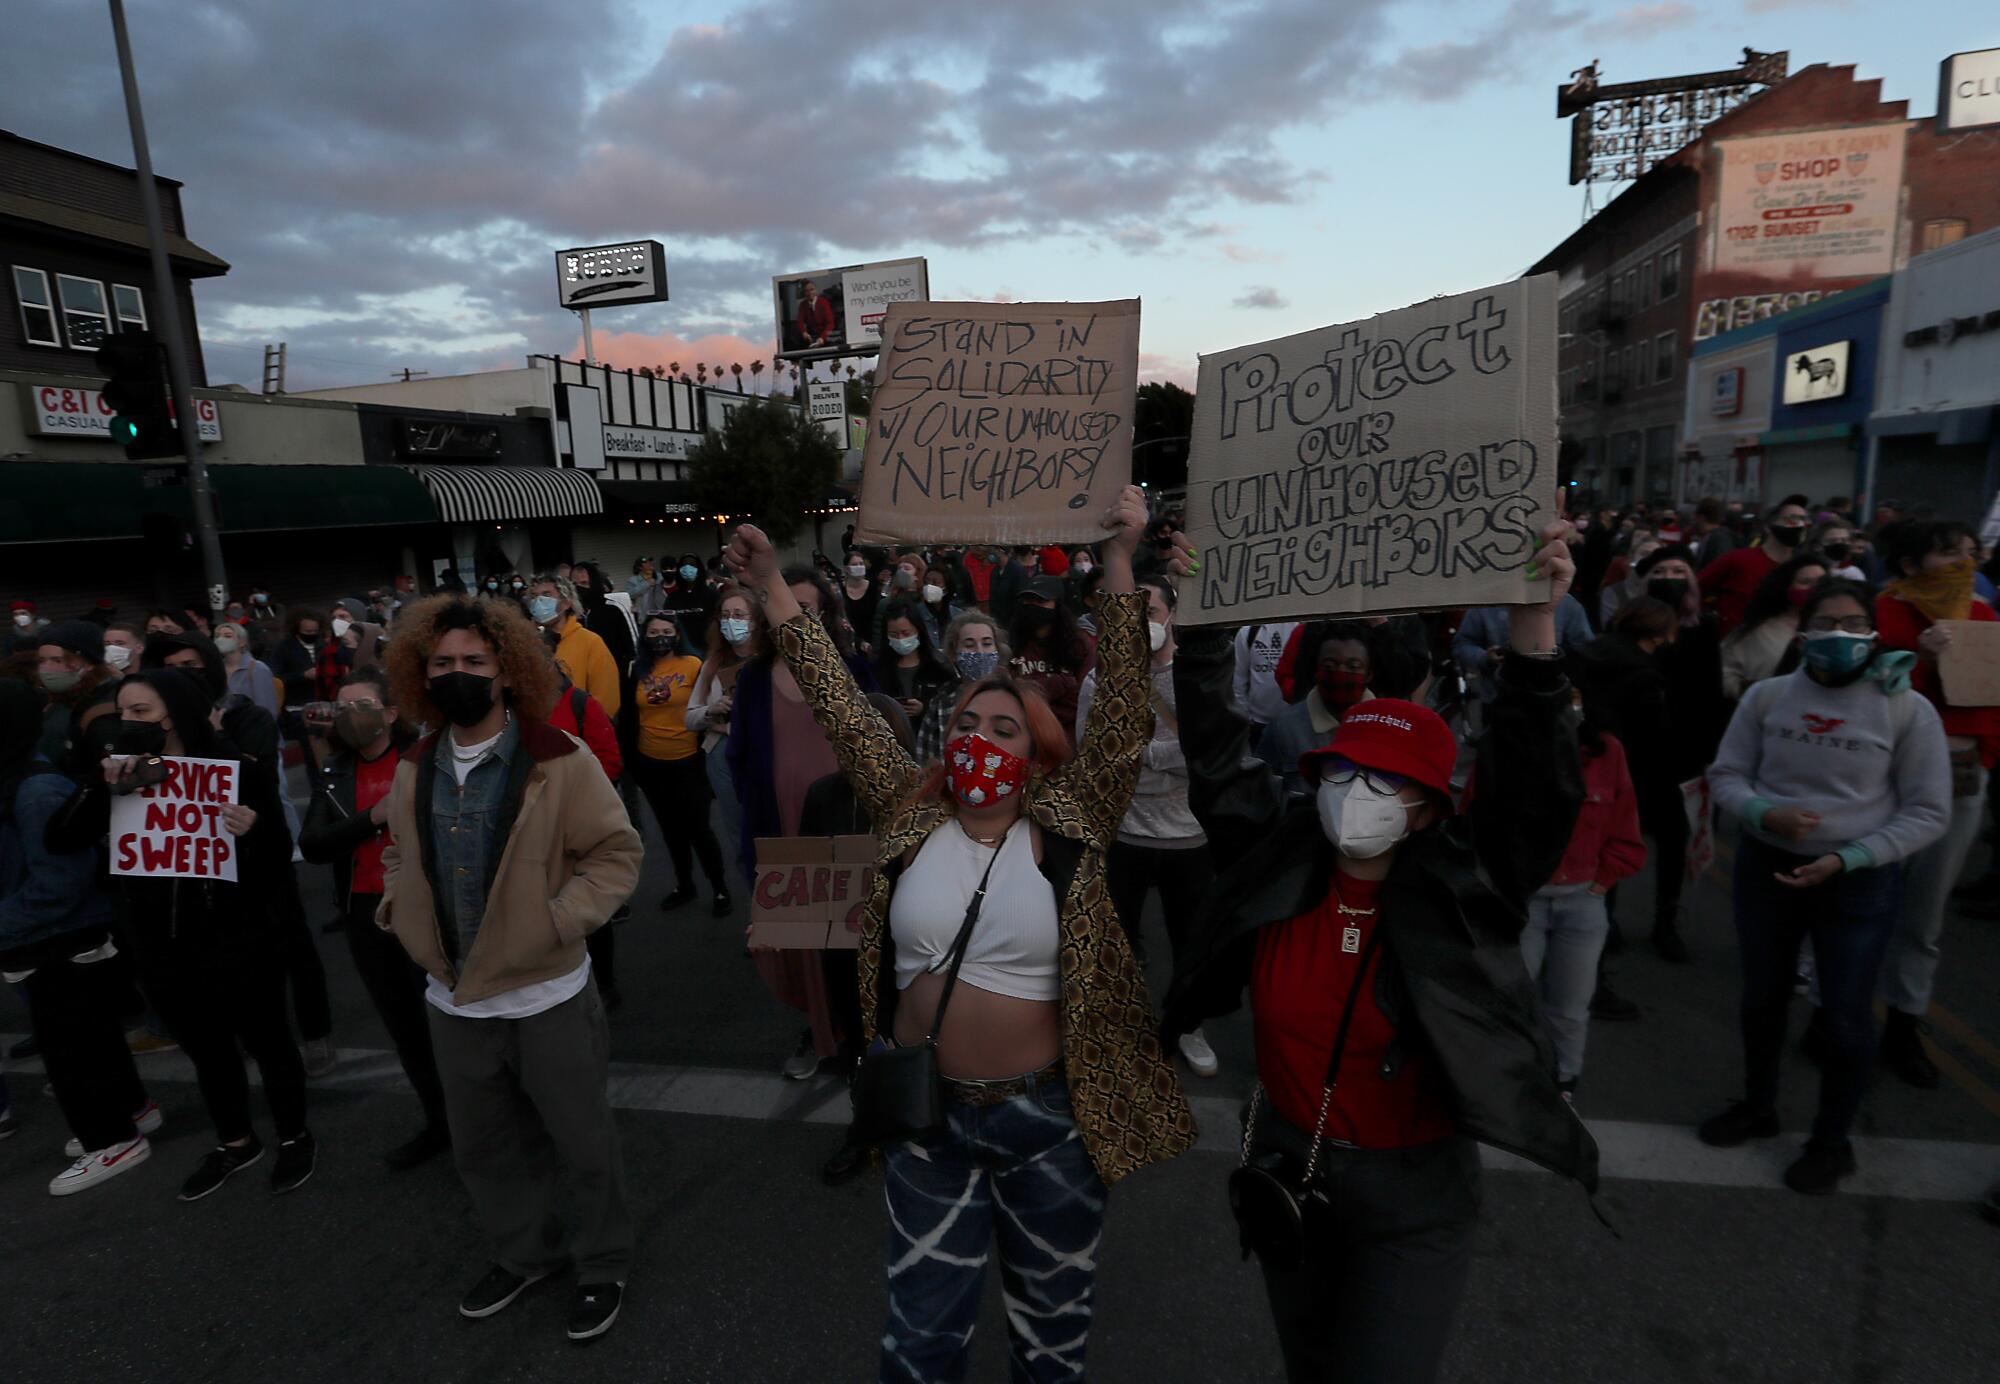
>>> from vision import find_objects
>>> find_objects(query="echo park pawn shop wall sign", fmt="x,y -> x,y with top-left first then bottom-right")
1180,275 -> 1559,625
555,241 -> 670,309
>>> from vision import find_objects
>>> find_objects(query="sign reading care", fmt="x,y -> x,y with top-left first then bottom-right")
1181,276 -> 1558,626
855,299 -> 1140,546
109,756 -> 241,882
25,382 -> 222,441
750,836 -> 874,949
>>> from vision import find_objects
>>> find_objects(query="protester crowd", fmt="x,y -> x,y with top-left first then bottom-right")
4,484 -> 2000,1379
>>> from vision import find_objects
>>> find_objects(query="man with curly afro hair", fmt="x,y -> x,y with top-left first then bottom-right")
375,592 -> 642,1342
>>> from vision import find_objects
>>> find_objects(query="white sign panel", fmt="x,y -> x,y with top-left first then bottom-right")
1782,340 -> 1851,404
566,384 -> 605,470
603,424 -> 701,461
841,258 -> 930,346
555,241 -> 669,310
109,756 -> 241,882
1714,123 -> 1907,280
25,382 -> 222,441
1942,49 -> 2000,133
807,379 -> 847,444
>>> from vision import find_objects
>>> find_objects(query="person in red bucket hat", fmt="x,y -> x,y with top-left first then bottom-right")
1165,519 -> 1597,1384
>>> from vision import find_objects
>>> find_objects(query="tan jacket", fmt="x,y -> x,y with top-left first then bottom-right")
774,591 -> 1197,1186
376,716 -> 642,1006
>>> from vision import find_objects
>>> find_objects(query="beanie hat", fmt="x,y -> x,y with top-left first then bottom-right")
41,619 -> 105,664
1299,698 -> 1459,811
1636,543 -> 1695,577
9,599 -> 33,614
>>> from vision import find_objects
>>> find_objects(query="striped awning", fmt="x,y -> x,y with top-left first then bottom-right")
399,465 -> 603,524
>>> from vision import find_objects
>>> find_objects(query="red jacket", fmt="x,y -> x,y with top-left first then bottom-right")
1547,732 -> 1646,891
797,295 -> 836,343
1697,546 -> 1775,637
546,684 -> 623,783
1875,592 -> 2000,769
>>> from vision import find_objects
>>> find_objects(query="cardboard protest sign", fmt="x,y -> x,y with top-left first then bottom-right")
109,756 -> 241,882
855,300 -> 1139,546
1937,619 -> 2000,707
1180,276 -> 1559,626
749,836 -> 875,949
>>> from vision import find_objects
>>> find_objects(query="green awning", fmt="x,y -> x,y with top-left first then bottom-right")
0,462 -> 438,544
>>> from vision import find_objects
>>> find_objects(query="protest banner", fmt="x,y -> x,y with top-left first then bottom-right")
1180,276 -> 1559,626
109,755 -> 241,882
749,836 -> 875,949
1937,619 -> 2000,707
854,299 -> 1139,546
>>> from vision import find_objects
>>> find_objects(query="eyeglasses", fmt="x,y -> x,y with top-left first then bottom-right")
1320,756 -> 1409,794
336,699 -> 384,712
1804,616 -> 1873,635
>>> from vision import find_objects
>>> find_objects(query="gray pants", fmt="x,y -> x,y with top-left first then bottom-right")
426,979 -> 634,1283
1880,766 -> 1987,1017
1521,885 -> 1609,1083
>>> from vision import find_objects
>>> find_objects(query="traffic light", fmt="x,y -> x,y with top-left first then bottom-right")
95,331 -> 179,460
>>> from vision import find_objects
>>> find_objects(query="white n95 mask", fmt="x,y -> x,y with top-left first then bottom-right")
1316,776 -> 1415,860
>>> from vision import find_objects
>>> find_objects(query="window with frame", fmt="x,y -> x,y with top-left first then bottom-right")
1922,219 -> 1967,252
112,283 -> 146,331
1639,258 -> 1654,307
12,266 -> 60,346
1635,338 -> 1653,387
55,274 -> 110,349
1654,331 -> 1676,383
1659,247 -> 1681,300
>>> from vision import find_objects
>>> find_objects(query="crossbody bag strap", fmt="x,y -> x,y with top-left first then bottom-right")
922,835 -> 1005,1043
1301,923 -> 1389,1183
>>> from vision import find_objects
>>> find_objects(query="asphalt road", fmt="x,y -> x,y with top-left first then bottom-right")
2,780 -> 1997,1383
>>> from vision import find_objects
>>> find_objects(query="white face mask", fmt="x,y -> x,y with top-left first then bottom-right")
847,564 -> 867,578
922,583 -> 945,605
103,643 -> 132,671
331,617 -> 352,639
1316,777 -> 1416,860
10,612 -> 30,628
1148,620 -> 1170,653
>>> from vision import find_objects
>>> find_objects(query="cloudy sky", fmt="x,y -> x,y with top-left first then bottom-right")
6,0 -> 1986,391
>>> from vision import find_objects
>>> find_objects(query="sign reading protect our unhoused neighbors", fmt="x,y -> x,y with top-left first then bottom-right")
109,755 -> 241,882
1180,276 -> 1558,626
854,299 -> 1139,546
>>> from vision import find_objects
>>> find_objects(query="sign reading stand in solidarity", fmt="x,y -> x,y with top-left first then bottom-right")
855,299 -> 1139,546
109,756 -> 241,882
1181,276 -> 1559,625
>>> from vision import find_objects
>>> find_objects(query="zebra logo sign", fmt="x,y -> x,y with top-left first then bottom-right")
1781,340 -> 1851,404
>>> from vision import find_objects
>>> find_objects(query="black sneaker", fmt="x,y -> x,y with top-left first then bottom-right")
1800,1009 -> 1834,1069
384,1124 -> 451,1171
1697,1102 -> 1780,1148
1882,1013 -> 1941,1090
711,888 -> 733,918
179,1139 -> 266,1201
660,885 -> 696,912
567,1282 -> 623,1342
271,1133 -> 317,1193
460,1264 -> 549,1320
1589,984 -> 1641,1021
821,1135 -> 870,1187
1784,1139 -> 1857,1195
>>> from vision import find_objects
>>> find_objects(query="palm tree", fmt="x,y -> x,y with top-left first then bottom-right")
749,359 -> 765,394
669,360 -> 681,378
730,362 -> 744,392
696,363 -> 708,384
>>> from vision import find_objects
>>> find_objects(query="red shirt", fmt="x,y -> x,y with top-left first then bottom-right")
797,295 -> 836,343
1875,593 -> 2000,769
1697,545 -> 1776,636
1250,872 -> 1456,1149
349,750 -> 398,896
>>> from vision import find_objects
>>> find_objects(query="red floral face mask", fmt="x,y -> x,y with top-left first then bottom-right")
945,732 -> 1029,807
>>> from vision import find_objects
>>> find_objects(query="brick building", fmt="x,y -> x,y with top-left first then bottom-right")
1531,62 -> 2000,507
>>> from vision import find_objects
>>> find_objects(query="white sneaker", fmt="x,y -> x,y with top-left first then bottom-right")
1178,1028 -> 1220,1078
302,1037 -> 337,1077
65,1100 -> 163,1159
49,1136 -> 151,1196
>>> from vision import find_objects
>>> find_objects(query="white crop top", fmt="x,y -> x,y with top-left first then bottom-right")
888,818 -> 1061,1002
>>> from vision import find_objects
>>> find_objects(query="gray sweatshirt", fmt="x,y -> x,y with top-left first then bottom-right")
1707,668 -> 1951,869
1075,660 -> 1205,848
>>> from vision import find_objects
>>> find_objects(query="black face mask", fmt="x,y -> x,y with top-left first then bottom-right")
1822,542 -> 1851,562
427,671 -> 497,728
643,635 -> 677,659
1647,578 -> 1690,609
1769,523 -> 1808,547
112,719 -> 168,756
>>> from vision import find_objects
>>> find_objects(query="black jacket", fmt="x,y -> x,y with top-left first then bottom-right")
297,746 -> 397,906
1164,627 -> 1598,1191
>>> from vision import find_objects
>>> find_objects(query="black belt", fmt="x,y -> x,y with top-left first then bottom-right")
942,1060 -> 1061,1106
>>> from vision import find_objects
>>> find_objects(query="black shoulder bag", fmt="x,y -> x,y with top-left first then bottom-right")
1228,923 -> 1385,1272
849,842 -> 1003,1148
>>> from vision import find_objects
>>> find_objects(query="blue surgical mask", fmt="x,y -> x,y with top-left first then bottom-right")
889,634 -> 921,656
720,617 -> 752,647
955,649 -> 1000,682
679,564 -> 700,581
1801,630 -> 1875,679
528,595 -> 561,625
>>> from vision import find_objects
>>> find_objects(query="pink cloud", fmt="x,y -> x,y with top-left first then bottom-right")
577,328 -> 774,380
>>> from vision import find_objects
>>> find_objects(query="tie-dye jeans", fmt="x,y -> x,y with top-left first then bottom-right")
879,1068 -> 1107,1384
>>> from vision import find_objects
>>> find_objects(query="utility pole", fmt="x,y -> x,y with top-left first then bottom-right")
108,0 -> 227,618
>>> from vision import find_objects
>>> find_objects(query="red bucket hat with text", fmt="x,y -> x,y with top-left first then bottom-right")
1298,698 -> 1459,811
